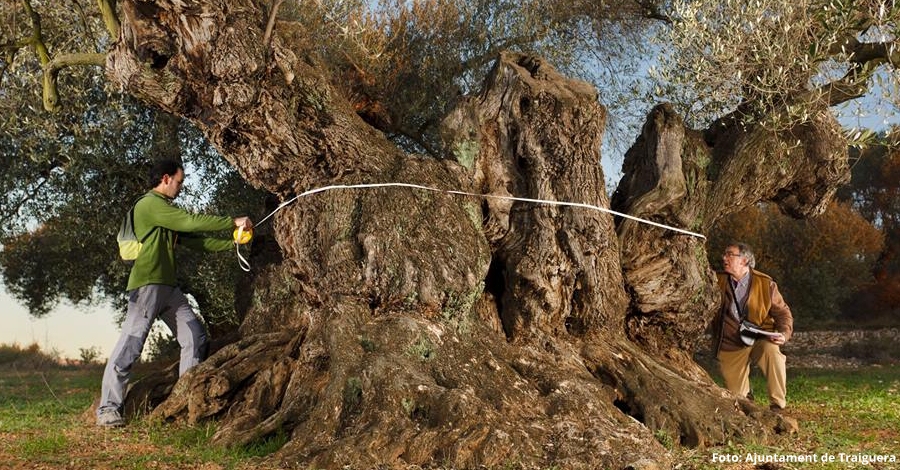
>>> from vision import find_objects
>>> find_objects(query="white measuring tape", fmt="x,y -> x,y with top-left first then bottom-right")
234,182 -> 706,271
234,225 -> 252,272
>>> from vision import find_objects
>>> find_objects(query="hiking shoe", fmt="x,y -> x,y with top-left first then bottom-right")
97,409 -> 125,427
769,404 -> 786,414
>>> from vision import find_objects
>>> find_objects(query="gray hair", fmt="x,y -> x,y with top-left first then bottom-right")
731,242 -> 756,269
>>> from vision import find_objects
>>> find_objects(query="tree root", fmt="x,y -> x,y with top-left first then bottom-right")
581,337 -> 783,448
151,330 -> 300,424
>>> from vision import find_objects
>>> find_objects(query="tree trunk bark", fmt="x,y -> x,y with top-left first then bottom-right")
612,104 -> 849,357
107,1 -> 847,468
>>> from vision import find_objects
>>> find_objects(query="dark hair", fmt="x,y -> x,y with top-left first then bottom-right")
148,159 -> 184,187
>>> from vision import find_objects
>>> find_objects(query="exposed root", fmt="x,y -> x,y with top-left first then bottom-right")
151,330 -> 299,423
581,338 -> 781,448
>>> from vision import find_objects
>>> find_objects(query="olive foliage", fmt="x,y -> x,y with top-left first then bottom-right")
280,0 -> 654,153
652,0 -> 900,139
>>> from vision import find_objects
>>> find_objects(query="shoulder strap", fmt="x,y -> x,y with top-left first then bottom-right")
132,193 -> 157,243
728,278 -> 748,321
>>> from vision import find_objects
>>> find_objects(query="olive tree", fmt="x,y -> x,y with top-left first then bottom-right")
2,0 -> 898,468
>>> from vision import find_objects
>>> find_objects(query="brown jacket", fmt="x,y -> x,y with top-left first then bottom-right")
713,269 -> 793,354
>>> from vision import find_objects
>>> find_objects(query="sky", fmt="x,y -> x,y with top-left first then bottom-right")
2,285 -> 121,360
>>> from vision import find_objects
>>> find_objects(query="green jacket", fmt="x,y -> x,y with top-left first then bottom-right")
127,190 -> 234,291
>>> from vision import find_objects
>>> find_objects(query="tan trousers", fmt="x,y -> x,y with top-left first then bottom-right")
718,340 -> 787,408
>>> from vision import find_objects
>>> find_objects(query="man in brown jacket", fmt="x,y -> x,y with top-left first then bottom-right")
713,242 -> 793,411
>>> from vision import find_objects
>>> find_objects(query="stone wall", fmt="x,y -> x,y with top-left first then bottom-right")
782,328 -> 900,368
696,328 -> 900,369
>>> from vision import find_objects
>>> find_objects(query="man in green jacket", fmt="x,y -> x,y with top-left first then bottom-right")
97,160 -> 253,427
713,242 -> 793,412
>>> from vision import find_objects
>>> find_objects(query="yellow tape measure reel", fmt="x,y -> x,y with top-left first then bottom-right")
233,227 -> 253,245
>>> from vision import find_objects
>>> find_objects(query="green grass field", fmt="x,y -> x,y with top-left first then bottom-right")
0,357 -> 283,470
1,346 -> 898,469
674,367 -> 900,470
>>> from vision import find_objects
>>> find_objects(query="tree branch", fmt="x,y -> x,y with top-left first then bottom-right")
818,38 -> 900,108
42,53 -> 107,112
848,40 -> 900,68
2,174 -> 53,220
46,52 -> 107,72
96,0 -> 120,39
19,0 -> 64,112
635,0 -> 672,24
70,0 -> 96,44
818,64 -> 871,107
21,0 -> 51,64
20,0 -> 109,111
262,0 -> 284,56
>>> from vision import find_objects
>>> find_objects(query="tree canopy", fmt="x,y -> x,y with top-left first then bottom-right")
653,0 -> 900,136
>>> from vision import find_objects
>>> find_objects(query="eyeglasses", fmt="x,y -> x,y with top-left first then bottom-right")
723,252 -> 742,258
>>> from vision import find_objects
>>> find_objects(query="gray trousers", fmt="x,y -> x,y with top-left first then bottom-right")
97,284 -> 208,415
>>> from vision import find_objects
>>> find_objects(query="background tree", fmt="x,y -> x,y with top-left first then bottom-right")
2,0 -> 899,468
0,94 -> 266,331
708,201 -> 884,325
0,0 -> 265,331
836,133 -> 900,324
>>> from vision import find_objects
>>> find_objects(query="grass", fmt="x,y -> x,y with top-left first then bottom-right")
674,367 -> 900,469
1,345 -> 898,469
0,361 -> 280,470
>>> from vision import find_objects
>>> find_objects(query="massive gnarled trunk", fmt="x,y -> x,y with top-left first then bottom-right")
107,1 -> 848,468
611,104 -> 848,358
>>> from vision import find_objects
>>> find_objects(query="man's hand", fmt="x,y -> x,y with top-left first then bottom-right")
234,217 -> 254,230
768,333 -> 786,345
